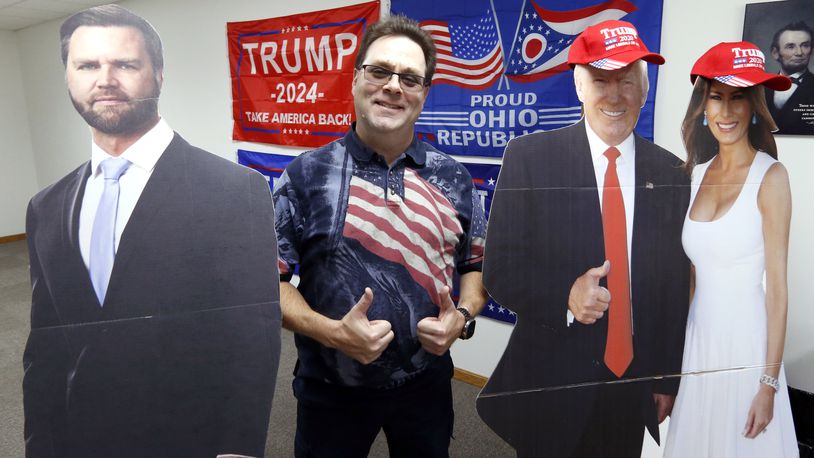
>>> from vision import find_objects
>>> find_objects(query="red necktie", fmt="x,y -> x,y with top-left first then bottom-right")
602,147 -> 633,377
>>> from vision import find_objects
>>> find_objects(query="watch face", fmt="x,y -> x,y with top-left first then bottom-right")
461,319 -> 476,339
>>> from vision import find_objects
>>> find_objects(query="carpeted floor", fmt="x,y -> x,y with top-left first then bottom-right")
0,239 -> 514,457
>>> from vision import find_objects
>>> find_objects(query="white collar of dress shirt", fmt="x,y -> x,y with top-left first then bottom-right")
90,117 -> 174,176
787,70 -> 804,79
584,118 -> 636,166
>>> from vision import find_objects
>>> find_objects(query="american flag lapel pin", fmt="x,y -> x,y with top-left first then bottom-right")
645,181 -> 654,189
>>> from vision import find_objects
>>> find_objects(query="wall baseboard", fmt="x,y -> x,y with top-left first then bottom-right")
0,234 -> 25,244
453,367 -> 487,388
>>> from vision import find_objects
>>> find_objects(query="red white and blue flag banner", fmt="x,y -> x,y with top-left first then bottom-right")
392,0 -> 664,157
237,149 -> 516,324
237,149 -> 295,190
227,2 -> 379,147
460,162 -> 516,324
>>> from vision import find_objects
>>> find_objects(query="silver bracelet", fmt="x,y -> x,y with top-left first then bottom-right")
760,374 -> 779,392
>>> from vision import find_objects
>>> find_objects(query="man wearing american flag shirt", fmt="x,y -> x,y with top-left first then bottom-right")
273,15 -> 488,458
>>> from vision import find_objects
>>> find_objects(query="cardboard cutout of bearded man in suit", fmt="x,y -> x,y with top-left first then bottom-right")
23,5 -> 281,458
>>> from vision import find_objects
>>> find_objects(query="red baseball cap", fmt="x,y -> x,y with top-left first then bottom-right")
567,20 -> 664,70
690,41 -> 791,90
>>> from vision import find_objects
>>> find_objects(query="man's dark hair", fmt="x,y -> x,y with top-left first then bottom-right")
354,15 -> 437,82
770,20 -> 813,52
60,4 -> 163,71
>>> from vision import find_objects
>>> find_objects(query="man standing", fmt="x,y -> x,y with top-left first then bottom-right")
23,5 -> 280,457
273,15 -> 487,457
476,20 -> 690,457
765,21 -> 814,135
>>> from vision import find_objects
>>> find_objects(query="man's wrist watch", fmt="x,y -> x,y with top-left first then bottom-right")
456,306 -> 476,340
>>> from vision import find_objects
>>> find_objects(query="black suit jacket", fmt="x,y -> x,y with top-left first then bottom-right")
765,69 -> 814,135
23,134 -> 281,458
476,121 -> 690,457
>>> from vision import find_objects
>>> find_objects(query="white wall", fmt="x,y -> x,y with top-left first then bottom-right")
10,0 -> 814,393
0,31 -> 38,237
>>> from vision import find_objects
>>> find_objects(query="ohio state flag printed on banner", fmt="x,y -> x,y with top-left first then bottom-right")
228,2 -> 379,147
391,0 -> 663,157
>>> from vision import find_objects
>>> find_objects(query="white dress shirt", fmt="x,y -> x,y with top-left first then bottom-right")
773,70 -> 803,110
567,121 -> 636,325
79,118 -> 174,268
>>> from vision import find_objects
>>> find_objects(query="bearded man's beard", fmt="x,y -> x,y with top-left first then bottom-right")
71,86 -> 160,135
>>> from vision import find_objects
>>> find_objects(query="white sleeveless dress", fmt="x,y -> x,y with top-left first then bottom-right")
664,152 -> 798,457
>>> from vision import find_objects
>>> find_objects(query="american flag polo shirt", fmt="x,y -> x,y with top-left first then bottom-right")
273,128 -> 486,388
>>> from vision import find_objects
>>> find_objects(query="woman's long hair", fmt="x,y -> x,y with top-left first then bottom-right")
681,77 -> 779,175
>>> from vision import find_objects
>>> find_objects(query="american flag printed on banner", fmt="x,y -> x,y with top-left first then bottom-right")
505,0 -> 636,82
342,170 -> 465,307
420,9 -> 505,89
391,0 -> 664,156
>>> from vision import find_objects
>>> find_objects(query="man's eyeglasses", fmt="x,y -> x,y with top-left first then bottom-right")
359,64 -> 430,92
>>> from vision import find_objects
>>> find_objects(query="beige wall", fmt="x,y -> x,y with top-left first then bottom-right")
0,30 -> 38,237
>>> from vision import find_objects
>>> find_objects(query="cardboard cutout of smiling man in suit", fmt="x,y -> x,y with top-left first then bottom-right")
476,20 -> 691,458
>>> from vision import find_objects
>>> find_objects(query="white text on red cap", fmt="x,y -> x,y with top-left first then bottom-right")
731,46 -> 764,60
600,26 -> 638,40
731,46 -> 765,70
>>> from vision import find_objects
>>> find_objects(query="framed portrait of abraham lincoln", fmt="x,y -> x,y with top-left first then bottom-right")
744,0 -> 814,135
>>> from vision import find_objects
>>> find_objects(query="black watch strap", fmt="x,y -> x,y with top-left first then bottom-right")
456,306 -> 476,340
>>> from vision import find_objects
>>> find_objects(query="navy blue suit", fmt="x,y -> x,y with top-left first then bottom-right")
24,134 -> 281,458
477,121 -> 690,457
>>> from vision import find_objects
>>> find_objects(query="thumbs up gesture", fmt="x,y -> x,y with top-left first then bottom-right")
417,286 -> 464,356
567,260 -> 611,325
335,288 -> 394,364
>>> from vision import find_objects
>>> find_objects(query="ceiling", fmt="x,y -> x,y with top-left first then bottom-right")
0,0 -> 116,31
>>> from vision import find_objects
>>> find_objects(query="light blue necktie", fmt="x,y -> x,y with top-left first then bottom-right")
89,157 -> 131,305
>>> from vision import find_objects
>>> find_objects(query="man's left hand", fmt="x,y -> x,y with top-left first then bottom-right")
417,286 -> 465,356
653,393 -> 675,423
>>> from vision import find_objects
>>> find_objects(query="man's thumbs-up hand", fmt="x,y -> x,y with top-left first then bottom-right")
333,288 -> 394,364
568,260 -> 611,325
417,286 -> 465,356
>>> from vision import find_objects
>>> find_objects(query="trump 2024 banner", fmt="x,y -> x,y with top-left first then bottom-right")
228,2 -> 379,147
391,0 -> 664,157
